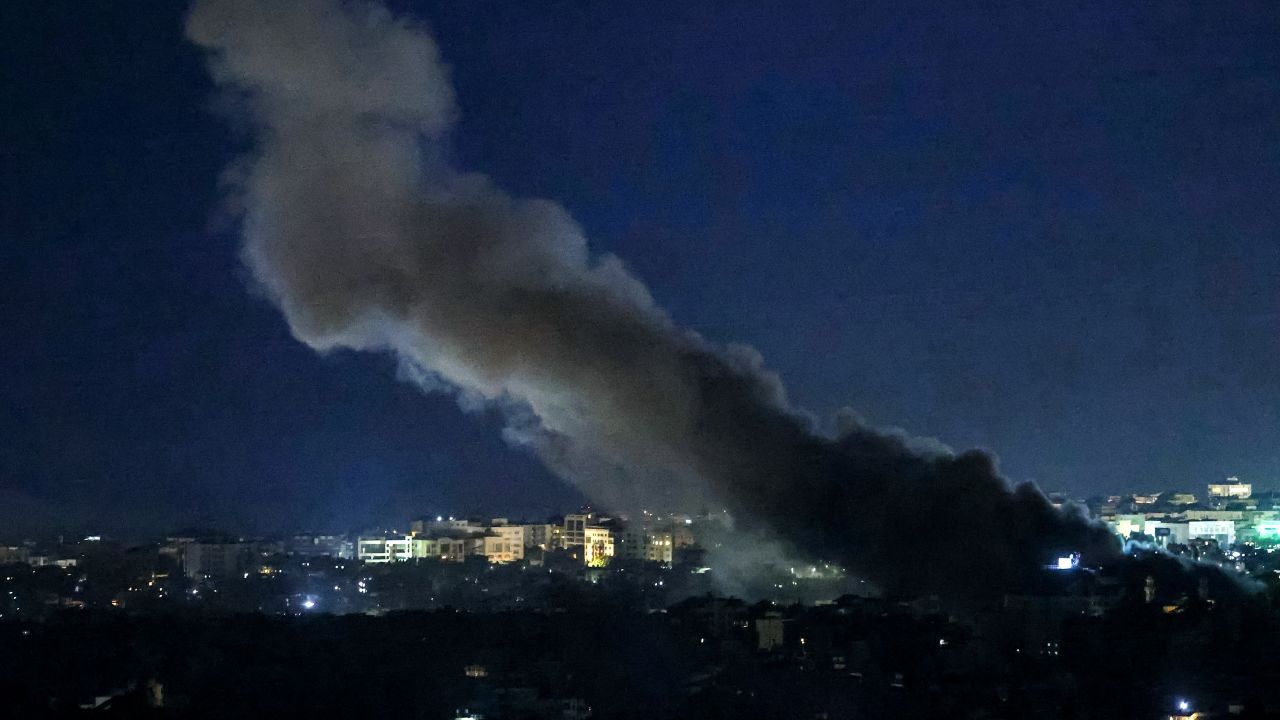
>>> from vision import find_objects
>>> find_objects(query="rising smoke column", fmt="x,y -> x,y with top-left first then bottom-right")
187,0 -> 1120,600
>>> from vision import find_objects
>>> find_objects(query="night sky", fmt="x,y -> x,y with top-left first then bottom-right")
3,1 -> 1279,539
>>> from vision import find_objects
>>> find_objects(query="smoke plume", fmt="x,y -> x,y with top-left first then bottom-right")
187,0 -> 1120,600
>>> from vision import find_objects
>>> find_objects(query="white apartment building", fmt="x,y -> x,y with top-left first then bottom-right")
1187,520 -> 1235,547
483,525 -> 527,564
410,535 -> 482,562
357,535 -> 412,564
1143,520 -> 1237,549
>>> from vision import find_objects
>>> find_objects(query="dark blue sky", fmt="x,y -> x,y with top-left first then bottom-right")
3,1 -> 1279,538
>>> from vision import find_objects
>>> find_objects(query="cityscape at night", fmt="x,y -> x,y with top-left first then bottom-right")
5,0 -> 1280,717
4,482 -> 1280,717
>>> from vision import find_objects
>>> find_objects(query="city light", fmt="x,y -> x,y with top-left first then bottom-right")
1051,553 -> 1080,570
3,499 -> 1274,715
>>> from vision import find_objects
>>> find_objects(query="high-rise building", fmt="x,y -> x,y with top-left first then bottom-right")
563,514 -> 589,548
583,526 -> 614,567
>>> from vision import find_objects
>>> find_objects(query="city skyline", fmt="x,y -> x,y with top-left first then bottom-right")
2,475 -> 1272,547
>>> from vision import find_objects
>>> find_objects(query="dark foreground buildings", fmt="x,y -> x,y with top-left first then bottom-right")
2,548 -> 1280,718
5,494 -> 1280,718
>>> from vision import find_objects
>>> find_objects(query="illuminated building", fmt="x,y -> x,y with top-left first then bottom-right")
357,535 -> 412,563
1108,514 -> 1146,540
1143,520 -> 1189,547
410,536 -> 481,562
1181,509 -> 1244,521
1208,477 -> 1251,500
483,526 -> 526,564
611,523 -> 676,565
645,529 -> 674,564
409,535 -> 436,559
612,524 -> 670,562
1252,520 -> 1280,543
1142,518 -> 1235,549
583,526 -> 614,567
1187,520 -> 1235,547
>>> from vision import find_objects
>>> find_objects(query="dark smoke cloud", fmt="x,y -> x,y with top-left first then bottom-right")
187,0 -> 1120,600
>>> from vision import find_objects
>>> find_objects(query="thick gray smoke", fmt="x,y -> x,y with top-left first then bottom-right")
187,0 -> 1119,600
